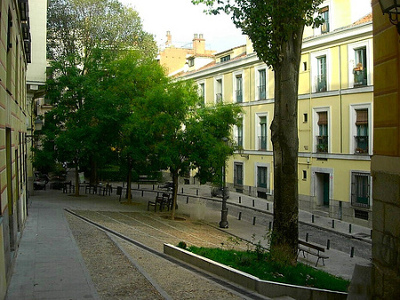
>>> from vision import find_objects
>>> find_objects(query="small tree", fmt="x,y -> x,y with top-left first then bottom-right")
192,0 -> 323,264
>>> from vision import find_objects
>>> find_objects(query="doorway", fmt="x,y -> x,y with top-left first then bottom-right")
316,172 -> 330,207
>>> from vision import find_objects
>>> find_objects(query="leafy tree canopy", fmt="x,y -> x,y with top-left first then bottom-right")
192,0 -> 323,67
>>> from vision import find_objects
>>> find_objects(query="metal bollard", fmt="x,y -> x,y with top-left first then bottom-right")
252,199 -> 255,207
306,233 -> 309,242
238,212 -> 242,220
186,196 -> 189,204
253,216 -> 256,225
267,203 -> 269,210
332,219 -> 335,229
181,188 -> 184,193
327,239 -> 330,250
350,247 -> 355,258
312,215 -> 315,223
141,190 -> 144,197
196,189 -> 198,196
269,221 -> 272,231
349,224 -> 352,233
239,196 -> 241,203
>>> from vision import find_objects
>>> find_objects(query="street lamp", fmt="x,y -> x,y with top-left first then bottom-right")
379,0 -> 400,33
219,137 -> 229,228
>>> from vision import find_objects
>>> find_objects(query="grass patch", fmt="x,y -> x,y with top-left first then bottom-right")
185,245 -> 349,292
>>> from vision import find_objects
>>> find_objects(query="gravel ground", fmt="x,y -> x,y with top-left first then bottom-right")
66,210 -> 259,300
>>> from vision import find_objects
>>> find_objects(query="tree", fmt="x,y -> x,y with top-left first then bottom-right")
108,53 -> 168,202
147,81 -> 242,220
44,0 -> 157,194
192,0 -> 323,264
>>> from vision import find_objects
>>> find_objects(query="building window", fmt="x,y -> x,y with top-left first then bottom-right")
220,55 -> 230,63
188,58 -> 194,67
317,111 -> 328,153
316,55 -> 327,92
235,75 -> 243,103
351,172 -> 370,209
258,69 -> 266,100
302,170 -> 307,180
234,163 -> 243,187
355,109 -> 369,154
320,6 -> 329,33
235,119 -> 243,148
258,115 -> 267,150
353,47 -> 367,87
215,78 -> 223,103
199,82 -> 205,103
257,166 -> 268,189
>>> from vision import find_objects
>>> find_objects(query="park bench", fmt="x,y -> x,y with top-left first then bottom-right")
297,239 -> 329,267
62,181 -> 74,193
148,193 -> 171,212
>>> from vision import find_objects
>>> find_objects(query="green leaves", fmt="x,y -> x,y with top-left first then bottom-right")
192,0 -> 323,67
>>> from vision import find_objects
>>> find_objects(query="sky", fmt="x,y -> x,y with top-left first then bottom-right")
119,0 -> 246,53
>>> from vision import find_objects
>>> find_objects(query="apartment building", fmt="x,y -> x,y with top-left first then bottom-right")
0,0 -> 45,297
180,0 -> 373,227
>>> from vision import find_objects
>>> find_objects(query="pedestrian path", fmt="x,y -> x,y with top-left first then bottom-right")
6,197 -> 100,300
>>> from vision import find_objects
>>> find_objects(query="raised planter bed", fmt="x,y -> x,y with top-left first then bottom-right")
164,243 -> 347,300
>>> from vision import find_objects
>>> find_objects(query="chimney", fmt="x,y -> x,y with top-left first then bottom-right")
166,31 -> 172,46
193,33 -> 205,55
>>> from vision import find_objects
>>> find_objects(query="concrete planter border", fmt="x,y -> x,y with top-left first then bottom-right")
164,243 -> 347,300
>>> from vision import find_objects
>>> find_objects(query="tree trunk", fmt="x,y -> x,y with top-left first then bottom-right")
170,171 -> 179,220
270,26 -> 304,264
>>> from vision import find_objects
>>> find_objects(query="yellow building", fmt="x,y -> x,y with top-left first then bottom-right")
180,0 -> 373,227
0,0 -> 43,297
371,0 -> 400,297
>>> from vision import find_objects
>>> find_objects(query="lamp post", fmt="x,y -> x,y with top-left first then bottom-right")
379,0 -> 400,33
219,137 -> 229,228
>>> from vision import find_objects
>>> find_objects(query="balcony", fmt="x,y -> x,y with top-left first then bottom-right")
316,75 -> 327,92
258,136 -> 267,151
353,68 -> 367,87
215,93 -> 222,103
317,135 -> 328,153
236,90 -> 243,103
258,85 -> 266,100
235,135 -> 243,148
355,135 -> 369,154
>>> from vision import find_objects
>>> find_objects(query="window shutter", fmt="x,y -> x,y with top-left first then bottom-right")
318,111 -> 327,125
356,109 -> 368,125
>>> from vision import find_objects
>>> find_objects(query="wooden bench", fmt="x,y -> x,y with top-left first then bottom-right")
298,239 -> 329,267
147,193 -> 171,212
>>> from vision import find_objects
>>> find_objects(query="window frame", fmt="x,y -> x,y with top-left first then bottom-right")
255,162 -> 271,194
311,50 -> 330,93
255,65 -> 267,101
313,107 -> 331,153
348,40 -> 372,88
233,70 -> 244,103
234,116 -> 244,149
255,113 -> 268,151
349,103 -> 372,155
214,76 -> 223,104
350,171 -> 371,209
234,162 -> 244,187
198,80 -> 206,104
